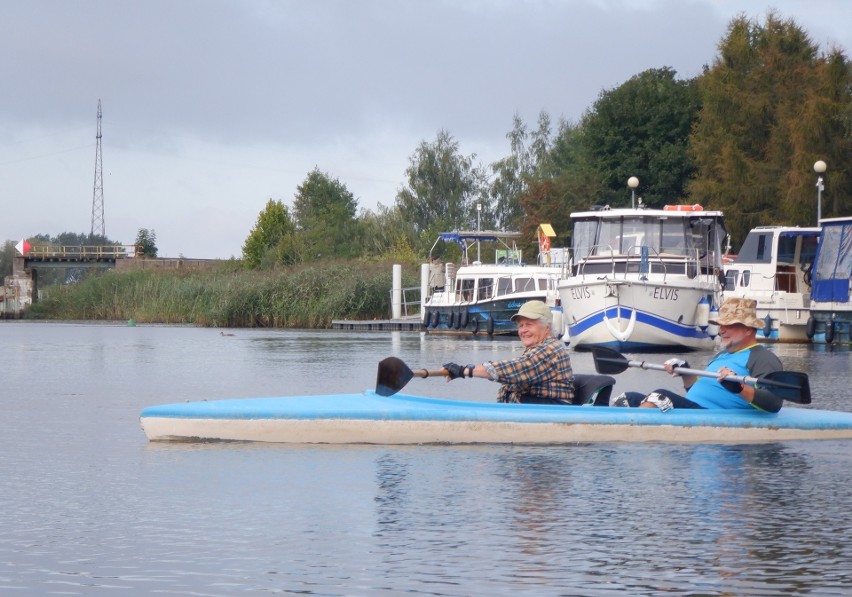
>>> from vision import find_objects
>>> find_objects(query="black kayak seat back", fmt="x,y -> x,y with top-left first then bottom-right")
572,374 -> 616,406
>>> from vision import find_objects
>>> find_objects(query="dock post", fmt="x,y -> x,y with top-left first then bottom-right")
392,264 -> 402,319
420,262 -> 429,323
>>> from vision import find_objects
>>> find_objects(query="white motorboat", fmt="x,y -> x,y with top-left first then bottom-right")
722,226 -> 820,342
557,204 -> 727,351
420,230 -> 567,338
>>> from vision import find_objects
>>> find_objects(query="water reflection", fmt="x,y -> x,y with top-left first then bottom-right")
3,323 -> 852,595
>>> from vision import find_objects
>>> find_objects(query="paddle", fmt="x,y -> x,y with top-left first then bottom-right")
376,357 -> 448,397
592,346 -> 811,404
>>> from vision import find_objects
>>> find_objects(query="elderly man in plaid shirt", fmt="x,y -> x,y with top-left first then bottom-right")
442,301 -> 574,405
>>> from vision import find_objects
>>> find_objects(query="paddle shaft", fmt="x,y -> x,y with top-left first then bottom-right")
625,359 -> 760,386
413,368 -> 449,379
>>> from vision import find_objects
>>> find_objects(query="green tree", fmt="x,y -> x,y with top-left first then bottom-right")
0,240 -> 15,278
242,199 -> 295,269
135,228 -> 158,257
395,130 -> 487,235
292,168 -> 360,261
489,112 -> 557,231
357,203 -> 418,261
688,12 -> 852,245
581,67 -> 700,207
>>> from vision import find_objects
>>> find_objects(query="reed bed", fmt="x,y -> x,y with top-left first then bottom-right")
28,260 -> 417,328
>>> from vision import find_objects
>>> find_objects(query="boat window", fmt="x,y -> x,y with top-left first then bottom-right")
741,270 -> 751,287
777,235 -> 798,264
735,232 -> 773,264
496,276 -> 513,296
573,220 -> 598,259
724,269 -> 738,290
458,278 -> 475,301
688,217 -> 727,270
514,277 -> 536,292
800,235 -> 819,266
478,278 -> 493,301
596,220 -> 622,254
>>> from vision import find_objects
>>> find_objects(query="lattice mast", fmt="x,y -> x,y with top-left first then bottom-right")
90,99 -> 105,240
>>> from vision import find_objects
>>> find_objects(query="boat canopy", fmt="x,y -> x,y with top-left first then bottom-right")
430,230 -> 524,265
812,218 -> 852,303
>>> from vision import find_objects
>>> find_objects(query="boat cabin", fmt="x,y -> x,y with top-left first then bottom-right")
723,227 -> 820,294
569,206 -> 727,276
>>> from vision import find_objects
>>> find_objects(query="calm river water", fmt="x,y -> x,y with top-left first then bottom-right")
2,321 -> 852,596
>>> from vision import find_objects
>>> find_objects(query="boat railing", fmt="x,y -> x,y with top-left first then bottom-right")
573,244 -> 709,281
391,286 -> 422,318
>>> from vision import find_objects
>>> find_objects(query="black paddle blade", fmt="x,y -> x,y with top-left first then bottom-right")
760,371 -> 812,405
376,357 -> 414,397
592,347 -> 630,375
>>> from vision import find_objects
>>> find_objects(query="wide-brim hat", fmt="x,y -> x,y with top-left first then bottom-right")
709,297 -> 763,329
511,300 -> 552,324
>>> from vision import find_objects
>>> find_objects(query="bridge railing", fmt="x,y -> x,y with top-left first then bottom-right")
26,245 -> 142,260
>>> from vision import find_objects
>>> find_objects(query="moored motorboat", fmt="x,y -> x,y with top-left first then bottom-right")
557,204 -> 727,351
421,229 -> 566,338
723,226 -> 820,342
140,391 -> 852,444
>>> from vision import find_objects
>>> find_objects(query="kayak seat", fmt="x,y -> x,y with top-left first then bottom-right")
572,374 -> 616,406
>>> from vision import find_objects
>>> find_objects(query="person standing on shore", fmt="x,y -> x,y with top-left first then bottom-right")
442,300 -> 574,405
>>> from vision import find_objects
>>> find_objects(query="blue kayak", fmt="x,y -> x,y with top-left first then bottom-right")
140,390 -> 852,444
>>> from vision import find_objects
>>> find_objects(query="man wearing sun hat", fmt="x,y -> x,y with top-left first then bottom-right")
612,297 -> 785,412
441,300 -> 574,404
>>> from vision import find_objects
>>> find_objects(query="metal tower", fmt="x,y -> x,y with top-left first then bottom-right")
90,99 -> 105,240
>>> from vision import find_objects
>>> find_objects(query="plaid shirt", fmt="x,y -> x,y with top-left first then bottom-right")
486,337 -> 574,404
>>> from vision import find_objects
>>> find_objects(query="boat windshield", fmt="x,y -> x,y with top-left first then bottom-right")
573,215 -> 726,267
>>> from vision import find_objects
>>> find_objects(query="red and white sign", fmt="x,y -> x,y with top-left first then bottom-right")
15,239 -> 32,256
540,236 -> 551,252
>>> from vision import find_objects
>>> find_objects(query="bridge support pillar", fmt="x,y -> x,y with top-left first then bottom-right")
2,257 -> 35,318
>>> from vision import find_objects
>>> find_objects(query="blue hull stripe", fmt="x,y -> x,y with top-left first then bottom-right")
569,307 -> 709,340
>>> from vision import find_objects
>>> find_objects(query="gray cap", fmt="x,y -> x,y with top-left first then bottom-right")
510,300 -> 552,324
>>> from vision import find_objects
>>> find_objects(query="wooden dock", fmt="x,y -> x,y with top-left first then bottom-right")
332,317 -> 423,331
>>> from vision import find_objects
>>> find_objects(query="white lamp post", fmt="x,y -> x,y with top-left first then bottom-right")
476,202 -> 482,262
814,160 -> 826,225
627,176 -> 639,209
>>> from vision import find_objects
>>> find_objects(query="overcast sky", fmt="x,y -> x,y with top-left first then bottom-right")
2,0 -> 849,258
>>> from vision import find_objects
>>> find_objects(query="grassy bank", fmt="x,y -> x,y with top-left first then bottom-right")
28,260 -> 420,327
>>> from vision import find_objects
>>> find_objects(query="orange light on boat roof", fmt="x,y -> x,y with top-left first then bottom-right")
663,204 -> 703,211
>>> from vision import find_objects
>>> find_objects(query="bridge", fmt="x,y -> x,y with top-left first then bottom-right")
22,244 -> 142,268
3,244 -> 142,318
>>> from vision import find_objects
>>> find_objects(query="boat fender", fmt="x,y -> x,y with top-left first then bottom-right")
551,307 -> 564,339
471,317 -> 480,335
695,297 -> 710,328
454,309 -> 463,329
825,321 -> 835,344
487,316 -> 495,336
707,304 -> 720,337
430,309 -> 440,328
762,315 -> 773,339
459,310 -> 469,328
447,311 -> 455,329
806,317 -> 816,339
